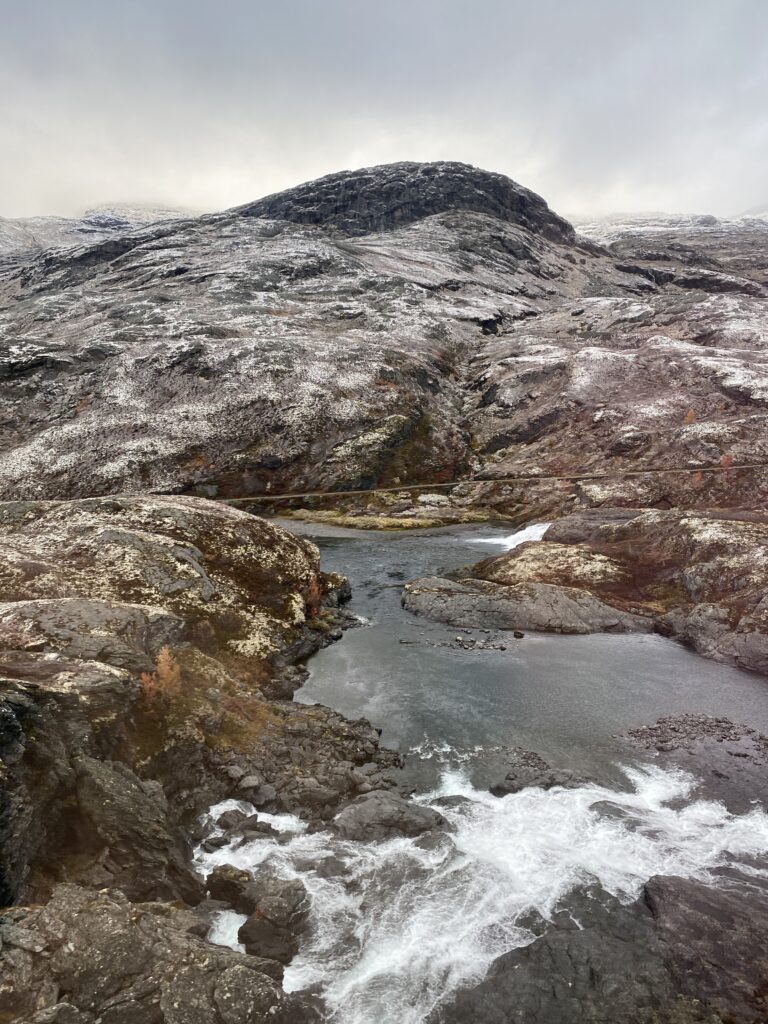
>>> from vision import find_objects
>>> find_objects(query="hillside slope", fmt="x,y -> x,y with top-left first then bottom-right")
0,162 -> 766,511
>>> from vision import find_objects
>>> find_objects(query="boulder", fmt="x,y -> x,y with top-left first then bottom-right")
490,768 -> 581,797
206,864 -> 253,911
216,809 -> 249,831
237,873 -> 309,964
333,790 -> 447,841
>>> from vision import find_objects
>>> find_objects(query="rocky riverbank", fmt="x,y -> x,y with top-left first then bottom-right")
3,498 -> 768,1023
403,506 -> 768,674
0,496 -> 401,1021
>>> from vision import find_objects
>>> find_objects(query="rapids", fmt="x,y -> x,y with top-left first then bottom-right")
199,521 -> 768,1022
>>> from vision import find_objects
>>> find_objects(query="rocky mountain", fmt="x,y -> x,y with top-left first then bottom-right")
0,161 -> 766,519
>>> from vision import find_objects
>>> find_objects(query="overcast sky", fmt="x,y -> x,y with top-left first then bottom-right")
2,0 -> 767,219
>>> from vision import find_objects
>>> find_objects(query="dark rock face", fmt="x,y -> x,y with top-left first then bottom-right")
333,789 -> 447,841
73,755 -> 202,903
236,872 -> 309,964
491,771 -> 579,796
236,161 -> 576,242
0,656 -> 204,907
443,870 -> 768,1023
645,874 -> 768,1023
435,888 -> 715,1024
0,884 -> 319,1024
0,598 -> 186,674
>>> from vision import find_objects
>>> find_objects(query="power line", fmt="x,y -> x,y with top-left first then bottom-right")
215,461 -> 768,504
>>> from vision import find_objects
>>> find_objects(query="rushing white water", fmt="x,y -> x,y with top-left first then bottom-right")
196,766 -> 768,1024
475,520 -> 552,549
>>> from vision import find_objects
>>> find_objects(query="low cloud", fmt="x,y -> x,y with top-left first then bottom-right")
2,0 -> 767,218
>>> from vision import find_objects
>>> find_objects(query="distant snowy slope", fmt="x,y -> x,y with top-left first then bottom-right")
576,210 -> 768,245
0,203 -> 192,256
573,212 -> 721,245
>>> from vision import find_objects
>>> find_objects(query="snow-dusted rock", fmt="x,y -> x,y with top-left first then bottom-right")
0,203 -> 189,257
0,161 -> 766,517
0,162 -> 645,501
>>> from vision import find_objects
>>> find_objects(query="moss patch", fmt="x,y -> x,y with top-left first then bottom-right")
283,508 -> 494,530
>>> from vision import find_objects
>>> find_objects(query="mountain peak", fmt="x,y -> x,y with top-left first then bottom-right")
235,161 -> 575,242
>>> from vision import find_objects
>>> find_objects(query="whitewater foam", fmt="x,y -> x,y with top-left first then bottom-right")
195,765 -> 768,1024
475,521 -> 551,549
408,735 -> 495,765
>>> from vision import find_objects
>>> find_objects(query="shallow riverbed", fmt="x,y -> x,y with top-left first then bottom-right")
289,519 -> 768,789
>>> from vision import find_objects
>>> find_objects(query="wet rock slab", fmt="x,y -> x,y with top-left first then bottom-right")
627,712 -> 768,812
435,876 -> 768,1024
402,575 -> 651,634
489,747 -> 584,796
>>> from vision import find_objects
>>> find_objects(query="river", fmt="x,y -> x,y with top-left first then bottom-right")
294,519 -> 768,788
198,520 -> 768,1024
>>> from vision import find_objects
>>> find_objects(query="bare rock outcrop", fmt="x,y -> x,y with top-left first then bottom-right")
0,494 -> 327,671
333,789 -> 447,841
236,160 -> 575,242
0,884 -> 318,1024
0,494 -> 392,908
436,878 -> 768,1024
644,873 -> 768,1023
404,508 -> 768,674
402,576 -> 651,635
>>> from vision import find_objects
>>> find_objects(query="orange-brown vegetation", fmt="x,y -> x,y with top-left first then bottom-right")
304,576 -> 324,618
139,646 -> 183,710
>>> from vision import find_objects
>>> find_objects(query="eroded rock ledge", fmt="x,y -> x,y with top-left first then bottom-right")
403,507 -> 768,674
0,495 -> 400,1021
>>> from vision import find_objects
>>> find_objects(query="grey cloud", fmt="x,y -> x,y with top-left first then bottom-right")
1,0 -> 767,217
